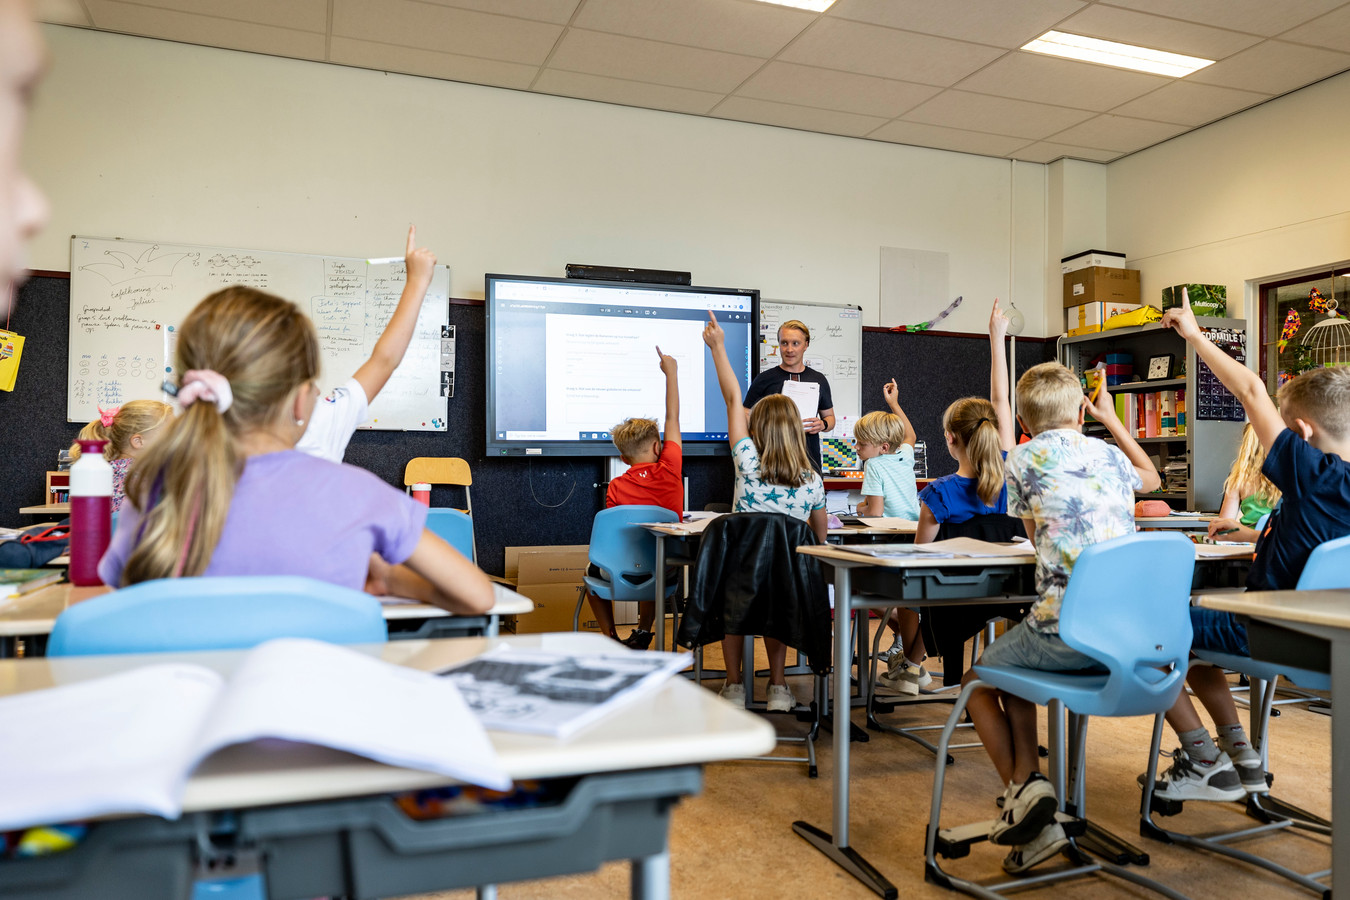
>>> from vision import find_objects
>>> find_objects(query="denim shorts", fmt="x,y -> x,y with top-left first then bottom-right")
1189,607 -> 1249,656
978,620 -> 1106,673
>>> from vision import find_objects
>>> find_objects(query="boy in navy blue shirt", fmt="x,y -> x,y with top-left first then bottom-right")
1147,294 -> 1350,801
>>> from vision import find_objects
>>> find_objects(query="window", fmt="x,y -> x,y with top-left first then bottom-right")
1259,268 -> 1350,393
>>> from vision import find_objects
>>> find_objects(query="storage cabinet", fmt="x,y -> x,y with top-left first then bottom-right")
1059,318 -> 1248,512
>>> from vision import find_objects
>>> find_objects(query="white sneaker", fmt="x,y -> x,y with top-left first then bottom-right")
1003,821 -> 1068,874
877,659 -> 932,695
1140,748 -> 1245,802
1223,742 -> 1268,793
766,683 -> 798,712
718,681 -> 746,705
989,773 -> 1059,846
878,638 -> 904,664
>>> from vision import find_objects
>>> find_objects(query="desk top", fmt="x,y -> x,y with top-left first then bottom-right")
18,503 -> 70,515
1136,515 -> 1215,528
800,540 -> 1254,568
1197,589 -> 1350,630
0,633 -> 775,814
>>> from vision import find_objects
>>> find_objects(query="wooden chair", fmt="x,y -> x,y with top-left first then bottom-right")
405,457 -> 475,561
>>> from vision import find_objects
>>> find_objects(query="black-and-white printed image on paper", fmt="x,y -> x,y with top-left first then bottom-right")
438,647 -> 690,738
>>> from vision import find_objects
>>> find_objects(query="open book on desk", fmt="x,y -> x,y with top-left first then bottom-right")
838,537 -> 1033,560
0,638 -> 508,832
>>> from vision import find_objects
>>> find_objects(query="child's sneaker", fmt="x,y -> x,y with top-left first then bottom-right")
877,636 -> 904,664
766,683 -> 798,712
1225,744 -> 1267,793
1002,821 -> 1068,874
989,773 -> 1058,846
877,657 -> 932,695
1139,748 -> 1245,802
718,681 -> 746,705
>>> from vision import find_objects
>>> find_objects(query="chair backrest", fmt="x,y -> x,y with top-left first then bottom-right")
587,505 -> 679,603
47,576 -> 388,657
1056,532 -> 1196,717
425,507 -> 475,562
1297,533 -> 1350,590
935,513 -> 1026,543
404,457 -> 472,488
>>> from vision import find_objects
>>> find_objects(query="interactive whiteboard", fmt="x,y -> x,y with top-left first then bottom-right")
68,236 -> 449,431
759,299 -> 862,437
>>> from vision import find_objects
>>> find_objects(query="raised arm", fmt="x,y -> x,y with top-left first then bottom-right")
703,311 -> 748,446
989,299 -> 1016,451
882,379 -> 916,447
657,345 -> 681,447
352,225 -> 436,403
1162,293 -> 1283,450
1085,385 -> 1162,493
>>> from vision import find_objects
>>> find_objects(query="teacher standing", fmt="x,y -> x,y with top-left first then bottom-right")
744,319 -> 835,473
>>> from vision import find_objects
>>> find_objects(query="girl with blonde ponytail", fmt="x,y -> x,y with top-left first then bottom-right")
99,286 -> 493,615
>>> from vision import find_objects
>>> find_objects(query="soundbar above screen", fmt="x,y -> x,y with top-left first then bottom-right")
486,274 -> 759,457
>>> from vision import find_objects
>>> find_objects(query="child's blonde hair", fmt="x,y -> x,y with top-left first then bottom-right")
1278,365 -> 1350,439
1016,362 -> 1083,435
749,394 -> 814,488
943,397 -> 1004,507
778,320 -> 810,344
853,410 -> 906,450
122,286 -> 320,584
611,417 -> 659,459
69,399 -> 173,461
1222,423 -> 1281,508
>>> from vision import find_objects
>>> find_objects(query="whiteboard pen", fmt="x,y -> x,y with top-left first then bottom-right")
366,257 -> 403,265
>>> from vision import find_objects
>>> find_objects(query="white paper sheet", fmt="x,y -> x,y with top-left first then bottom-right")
781,380 -> 820,419
857,517 -> 919,532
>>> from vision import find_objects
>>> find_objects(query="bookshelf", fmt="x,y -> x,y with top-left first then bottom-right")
1059,317 -> 1248,512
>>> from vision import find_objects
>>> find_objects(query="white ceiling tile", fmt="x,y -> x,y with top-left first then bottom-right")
779,17 -> 1003,86
1054,5 -> 1262,59
957,51 -> 1170,110
534,69 -> 723,115
1280,5 -> 1350,53
828,0 -> 1085,49
902,90 -> 1094,140
35,0 -> 93,26
1108,81 -> 1270,125
548,29 -> 764,93
1012,141 -> 1121,163
1046,114 -> 1190,152
1188,39 -> 1350,94
329,36 -> 538,90
710,96 -> 889,138
84,0 -> 327,59
331,0 -> 562,65
869,120 -> 1033,157
414,0 -> 581,26
574,0 -> 812,57
89,0 -> 328,32
1103,0 -> 1346,37
735,62 -> 939,118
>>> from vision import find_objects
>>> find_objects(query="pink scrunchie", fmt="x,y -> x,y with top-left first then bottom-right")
98,405 -> 120,428
177,369 -> 234,414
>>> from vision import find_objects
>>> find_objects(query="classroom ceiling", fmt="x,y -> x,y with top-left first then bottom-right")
36,0 -> 1350,164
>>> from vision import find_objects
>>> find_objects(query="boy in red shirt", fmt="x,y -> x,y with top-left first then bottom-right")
589,347 -> 683,648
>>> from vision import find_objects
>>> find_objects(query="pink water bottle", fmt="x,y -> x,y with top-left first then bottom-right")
69,438 -> 113,586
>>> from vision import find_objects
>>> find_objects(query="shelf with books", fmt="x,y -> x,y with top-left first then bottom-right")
1111,378 -> 1186,393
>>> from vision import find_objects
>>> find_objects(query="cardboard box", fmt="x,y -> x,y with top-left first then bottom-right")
1063,266 -> 1141,308
1161,283 -> 1227,317
1061,250 -> 1126,274
1066,301 -> 1143,337
505,545 -> 592,634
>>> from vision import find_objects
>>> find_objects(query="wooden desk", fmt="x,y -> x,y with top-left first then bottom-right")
1197,588 -> 1347,887
18,503 -> 70,516
0,633 -> 775,900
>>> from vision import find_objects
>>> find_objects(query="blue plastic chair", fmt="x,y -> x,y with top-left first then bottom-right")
48,576 -> 387,656
425,508 -> 476,563
926,532 -> 1196,898
572,505 -> 679,632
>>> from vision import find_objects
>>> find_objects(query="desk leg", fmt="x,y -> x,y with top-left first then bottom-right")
792,564 -> 898,899
1333,637 -> 1348,890
654,537 -> 667,653
631,845 -> 670,900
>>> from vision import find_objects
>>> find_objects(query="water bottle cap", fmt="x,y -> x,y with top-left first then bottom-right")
77,439 -> 109,453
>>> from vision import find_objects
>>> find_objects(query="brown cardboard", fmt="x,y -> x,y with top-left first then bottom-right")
512,583 -> 587,634
504,545 -> 590,634
1065,301 -> 1143,337
1063,266 -> 1141,308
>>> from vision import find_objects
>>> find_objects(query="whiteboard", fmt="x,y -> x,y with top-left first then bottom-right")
759,300 -> 862,438
68,236 -> 449,431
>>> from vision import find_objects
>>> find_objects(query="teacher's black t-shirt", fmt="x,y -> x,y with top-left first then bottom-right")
743,365 -> 834,473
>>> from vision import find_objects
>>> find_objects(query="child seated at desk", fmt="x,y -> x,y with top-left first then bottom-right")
584,347 -> 683,649
704,310 -> 827,712
966,360 -> 1159,874
98,286 -> 493,616
69,399 -> 172,513
1143,295 -> 1350,801
1205,423 -> 1280,544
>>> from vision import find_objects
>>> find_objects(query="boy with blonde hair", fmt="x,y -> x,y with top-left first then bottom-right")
587,347 -> 683,648
964,360 -> 1160,874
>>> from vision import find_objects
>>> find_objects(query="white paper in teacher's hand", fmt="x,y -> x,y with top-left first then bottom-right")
781,380 -> 820,419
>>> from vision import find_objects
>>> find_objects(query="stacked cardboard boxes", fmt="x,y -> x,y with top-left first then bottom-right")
503,545 -> 592,634
1064,265 -> 1142,336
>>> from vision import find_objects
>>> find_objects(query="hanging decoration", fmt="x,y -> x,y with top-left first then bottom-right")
890,296 -> 962,333
1277,308 -> 1301,352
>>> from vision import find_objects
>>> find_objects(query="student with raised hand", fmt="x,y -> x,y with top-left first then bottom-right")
704,310 -> 827,712
0,0 -> 50,315
99,286 -> 493,616
69,400 -> 173,512
297,224 -> 436,462
1143,293 -> 1350,800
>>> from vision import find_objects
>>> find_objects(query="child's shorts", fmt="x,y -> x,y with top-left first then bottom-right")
978,620 -> 1105,673
1189,608 -> 1248,656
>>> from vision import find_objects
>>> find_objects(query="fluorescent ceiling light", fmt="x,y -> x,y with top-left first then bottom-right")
752,0 -> 836,11
1022,30 -> 1214,77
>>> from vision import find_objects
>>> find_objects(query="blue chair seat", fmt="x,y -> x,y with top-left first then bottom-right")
1193,648 -> 1329,692
582,573 -> 678,600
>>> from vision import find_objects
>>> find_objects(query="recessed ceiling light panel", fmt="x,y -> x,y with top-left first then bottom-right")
752,0 -> 836,11
1022,30 -> 1214,78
